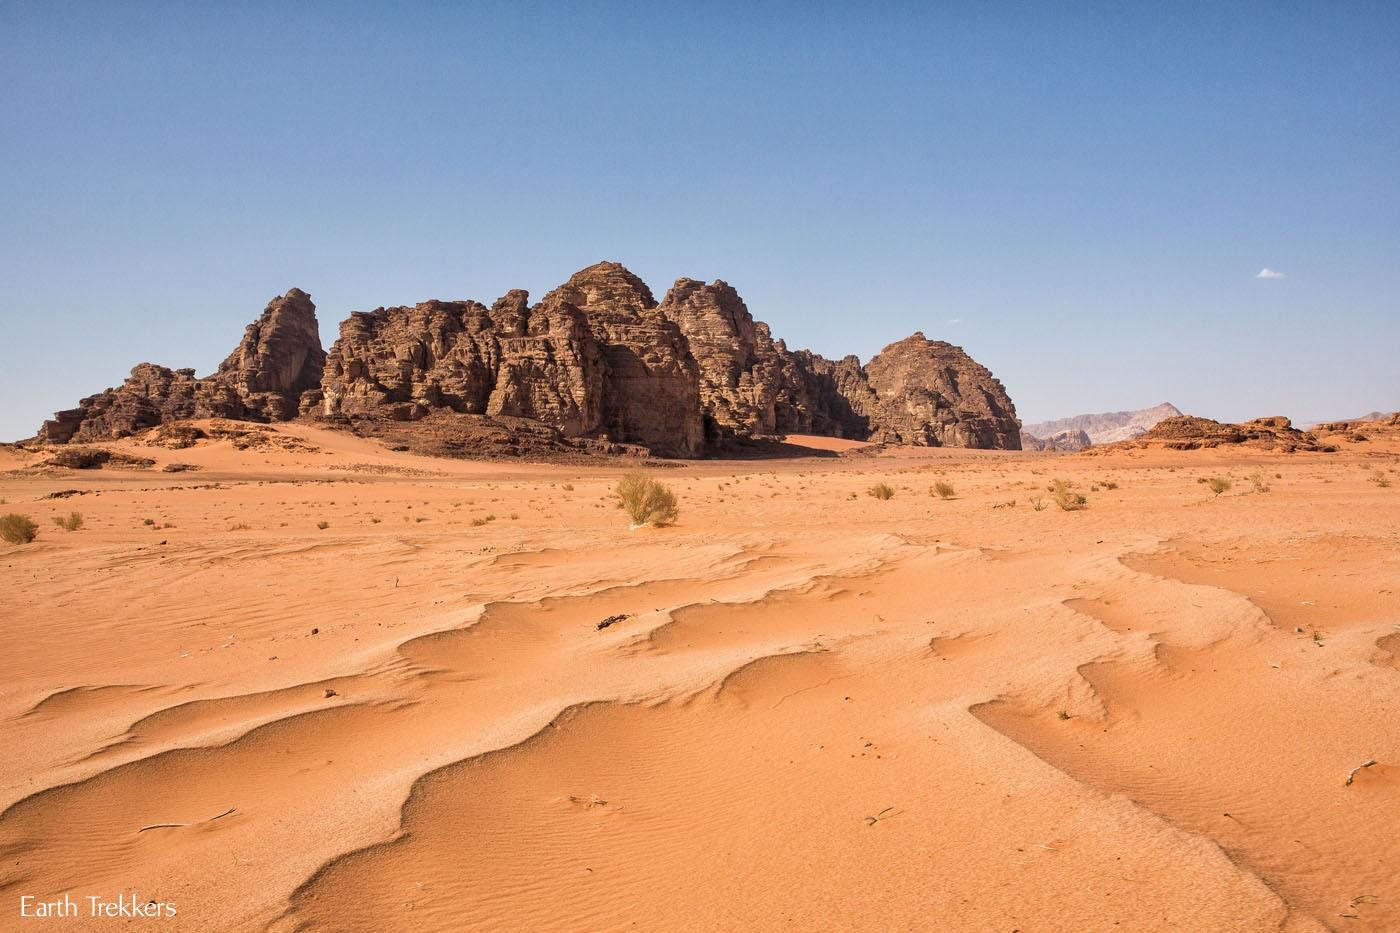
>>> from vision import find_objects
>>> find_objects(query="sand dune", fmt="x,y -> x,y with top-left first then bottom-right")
1,424 -> 1397,930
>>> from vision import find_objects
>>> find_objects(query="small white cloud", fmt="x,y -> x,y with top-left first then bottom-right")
947,317 -> 963,324
1256,268 -> 1286,279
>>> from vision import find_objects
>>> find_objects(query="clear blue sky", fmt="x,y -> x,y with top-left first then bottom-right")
3,1 -> 1397,440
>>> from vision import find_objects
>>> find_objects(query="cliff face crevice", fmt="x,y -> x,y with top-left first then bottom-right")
38,263 -> 1022,455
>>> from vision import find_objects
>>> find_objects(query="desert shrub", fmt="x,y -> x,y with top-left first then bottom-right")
1206,476 -> 1232,496
316,521 -> 329,530
932,481 -> 955,499
1,513 -> 39,544
1051,480 -> 1086,511
616,473 -> 679,526
52,512 -> 83,532
1373,471 -> 1392,488
868,483 -> 895,500
471,514 -> 497,527
1101,480 -> 1119,490
1031,496 -> 1047,511
1248,471 -> 1271,493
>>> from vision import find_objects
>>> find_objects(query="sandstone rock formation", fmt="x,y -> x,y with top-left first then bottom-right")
216,288 -> 325,421
1023,402 -> 1182,446
1121,415 -> 1335,452
1311,412 -> 1400,445
38,290 -> 325,444
863,334 -> 1022,448
535,264 -> 702,457
39,265 -> 1024,457
655,278 -> 784,441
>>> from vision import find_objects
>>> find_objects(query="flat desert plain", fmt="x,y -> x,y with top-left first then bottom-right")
1,423 -> 1398,932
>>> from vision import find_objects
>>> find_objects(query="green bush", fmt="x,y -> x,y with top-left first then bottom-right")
1,513 -> 39,544
616,473 -> 679,526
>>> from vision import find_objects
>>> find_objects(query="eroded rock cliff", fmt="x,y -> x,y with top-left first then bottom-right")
38,265 -> 1023,456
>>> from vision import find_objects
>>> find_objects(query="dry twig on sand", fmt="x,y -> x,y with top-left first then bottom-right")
1345,760 -> 1378,786
864,806 -> 898,826
138,807 -> 238,832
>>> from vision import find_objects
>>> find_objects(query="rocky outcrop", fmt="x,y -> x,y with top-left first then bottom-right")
37,290 -> 325,444
535,263 -> 702,457
1304,412 -> 1400,445
216,288 -> 325,421
862,334 -> 1021,448
1021,429 -> 1092,452
39,264 -> 1024,457
1120,415 -> 1335,452
655,278 -> 784,441
1023,402 -> 1182,445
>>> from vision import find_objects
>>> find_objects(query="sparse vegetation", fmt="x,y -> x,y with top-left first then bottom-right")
316,521 -> 329,530
1101,480 -> 1119,490
1031,496 -> 1047,511
1,513 -> 39,544
1249,471 -> 1271,493
471,514 -> 498,527
616,473 -> 679,527
932,481 -> 955,499
51,512 -> 83,532
868,483 -> 895,500
1051,480 -> 1086,511
1373,471 -> 1392,488
1206,476 -> 1232,497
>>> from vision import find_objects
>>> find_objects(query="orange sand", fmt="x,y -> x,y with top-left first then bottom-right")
1,423 -> 1397,931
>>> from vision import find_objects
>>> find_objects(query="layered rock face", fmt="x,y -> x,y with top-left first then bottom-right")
39,264 -> 1024,456
655,278 -> 785,440
536,264 -> 702,457
38,290 -> 325,444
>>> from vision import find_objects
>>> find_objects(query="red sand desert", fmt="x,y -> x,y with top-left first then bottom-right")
2,424 -> 1398,931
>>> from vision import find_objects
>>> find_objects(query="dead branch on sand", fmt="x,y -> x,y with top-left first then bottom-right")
864,806 -> 898,826
138,807 -> 238,833
1345,760 -> 1378,786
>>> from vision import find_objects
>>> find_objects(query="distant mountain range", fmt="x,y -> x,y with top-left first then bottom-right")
1308,411 -> 1391,428
1022,402 -> 1182,447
